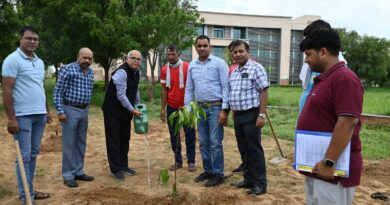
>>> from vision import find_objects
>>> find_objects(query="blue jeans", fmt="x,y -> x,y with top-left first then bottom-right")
166,105 -> 196,165
62,105 -> 89,180
198,106 -> 224,177
14,114 -> 47,202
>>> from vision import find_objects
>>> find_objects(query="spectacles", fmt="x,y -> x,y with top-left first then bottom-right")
24,37 -> 39,42
196,44 -> 209,48
129,57 -> 142,62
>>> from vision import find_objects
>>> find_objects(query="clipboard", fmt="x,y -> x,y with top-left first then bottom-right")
294,130 -> 350,177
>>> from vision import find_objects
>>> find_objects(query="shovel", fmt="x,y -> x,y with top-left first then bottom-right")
265,110 -> 287,164
14,139 -> 33,205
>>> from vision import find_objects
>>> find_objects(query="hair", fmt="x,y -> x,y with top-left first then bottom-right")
229,40 -> 249,52
303,20 -> 331,37
167,45 -> 181,54
20,26 -> 39,37
299,29 -> 340,56
195,34 -> 210,44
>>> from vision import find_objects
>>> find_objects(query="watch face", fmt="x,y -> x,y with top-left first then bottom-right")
324,159 -> 334,167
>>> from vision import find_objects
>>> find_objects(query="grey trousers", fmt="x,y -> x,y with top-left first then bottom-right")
305,176 -> 356,205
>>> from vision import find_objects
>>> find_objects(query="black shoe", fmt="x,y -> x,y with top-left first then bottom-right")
231,180 -> 253,189
205,176 -> 224,187
75,174 -> 94,181
247,185 -> 266,195
122,167 -> 137,176
194,172 -> 214,183
232,164 -> 244,173
64,179 -> 78,188
113,171 -> 125,181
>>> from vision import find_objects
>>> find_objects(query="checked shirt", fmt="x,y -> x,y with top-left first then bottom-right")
53,62 -> 94,114
229,61 -> 269,111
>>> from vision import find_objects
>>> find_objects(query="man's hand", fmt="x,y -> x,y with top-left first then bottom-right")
218,110 -> 228,125
7,118 -> 19,135
256,117 -> 265,128
312,161 -> 335,181
58,113 -> 67,123
160,110 -> 166,122
133,110 -> 142,117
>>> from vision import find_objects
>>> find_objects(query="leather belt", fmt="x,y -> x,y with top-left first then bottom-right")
234,107 -> 259,115
63,100 -> 88,109
197,100 -> 222,108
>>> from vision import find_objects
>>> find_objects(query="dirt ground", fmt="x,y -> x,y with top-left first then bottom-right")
0,106 -> 389,205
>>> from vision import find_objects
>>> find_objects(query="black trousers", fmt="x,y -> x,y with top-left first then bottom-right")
103,113 -> 131,174
233,108 -> 267,188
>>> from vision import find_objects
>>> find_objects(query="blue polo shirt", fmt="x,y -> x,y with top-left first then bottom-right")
1,48 -> 47,116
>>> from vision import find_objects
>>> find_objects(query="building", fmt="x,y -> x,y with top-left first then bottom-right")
176,11 -> 320,85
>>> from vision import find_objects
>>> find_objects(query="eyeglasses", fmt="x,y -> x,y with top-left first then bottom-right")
24,37 -> 39,42
196,44 -> 209,48
129,57 -> 142,62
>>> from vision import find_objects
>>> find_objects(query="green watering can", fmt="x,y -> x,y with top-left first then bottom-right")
133,103 -> 149,134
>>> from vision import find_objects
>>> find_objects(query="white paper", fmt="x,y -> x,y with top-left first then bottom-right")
294,130 -> 351,177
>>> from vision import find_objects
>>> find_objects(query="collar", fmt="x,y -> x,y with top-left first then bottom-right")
314,61 -> 346,83
17,47 -> 38,60
196,54 -> 213,64
235,60 -> 250,72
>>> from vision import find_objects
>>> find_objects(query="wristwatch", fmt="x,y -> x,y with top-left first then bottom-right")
322,158 -> 335,168
258,113 -> 266,119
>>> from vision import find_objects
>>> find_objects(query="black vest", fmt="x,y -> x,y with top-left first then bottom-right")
102,63 -> 140,121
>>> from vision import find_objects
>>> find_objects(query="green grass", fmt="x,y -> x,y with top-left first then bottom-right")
0,186 -> 12,199
37,79 -> 390,159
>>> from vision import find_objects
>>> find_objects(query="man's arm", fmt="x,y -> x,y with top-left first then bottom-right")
160,85 -> 168,122
313,115 -> 358,180
256,88 -> 268,128
184,66 -> 194,106
53,68 -> 69,122
112,69 -> 141,117
2,77 -> 18,134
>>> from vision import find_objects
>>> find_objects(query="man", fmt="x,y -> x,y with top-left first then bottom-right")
2,26 -> 51,204
228,40 -> 269,195
297,29 -> 363,205
184,35 -> 229,187
298,19 -> 347,112
53,48 -> 95,188
160,45 -> 196,172
102,50 -> 142,181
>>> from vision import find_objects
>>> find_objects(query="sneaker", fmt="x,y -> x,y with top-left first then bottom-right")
188,163 -> 196,172
122,167 -> 137,176
168,163 -> 183,171
113,171 -> 125,181
205,175 -> 224,187
194,172 -> 214,183
232,164 -> 244,173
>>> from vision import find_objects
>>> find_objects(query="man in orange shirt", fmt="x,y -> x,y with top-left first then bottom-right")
160,45 -> 196,172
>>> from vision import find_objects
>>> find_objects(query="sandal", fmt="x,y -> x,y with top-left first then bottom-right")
34,191 -> 50,200
371,192 -> 388,201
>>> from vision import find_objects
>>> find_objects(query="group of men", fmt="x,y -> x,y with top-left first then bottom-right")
2,19 -> 363,205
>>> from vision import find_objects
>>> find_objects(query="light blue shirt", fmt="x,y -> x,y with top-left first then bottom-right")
1,48 -> 47,116
184,54 -> 229,109
112,69 -> 140,112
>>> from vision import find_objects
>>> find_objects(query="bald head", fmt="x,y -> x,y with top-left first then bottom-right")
126,50 -> 142,70
77,47 -> 93,70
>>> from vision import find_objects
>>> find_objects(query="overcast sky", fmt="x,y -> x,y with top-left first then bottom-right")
197,0 -> 390,39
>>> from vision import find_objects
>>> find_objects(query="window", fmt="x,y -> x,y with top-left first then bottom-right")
233,27 -> 246,39
196,26 -> 204,36
212,46 -> 225,59
213,26 -> 224,38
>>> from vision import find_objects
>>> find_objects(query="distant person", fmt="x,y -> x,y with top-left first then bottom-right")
102,50 -> 142,181
2,26 -> 51,204
297,28 -> 363,205
184,35 -> 229,187
53,48 -> 95,188
298,19 -> 347,113
228,40 -> 269,195
160,45 -> 196,172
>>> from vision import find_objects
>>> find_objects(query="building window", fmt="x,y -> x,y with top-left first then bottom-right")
181,47 -> 192,62
233,27 -> 246,39
212,46 -> 225,59
213,26 -> 224,38
196,26 -> 204,36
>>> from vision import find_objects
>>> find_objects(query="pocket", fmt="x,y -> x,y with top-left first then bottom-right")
206,67 -> 219,81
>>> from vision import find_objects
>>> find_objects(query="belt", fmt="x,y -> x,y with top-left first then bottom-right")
197,100 -> 222,108
63,100 -> 88,109
234,107 -> 259,115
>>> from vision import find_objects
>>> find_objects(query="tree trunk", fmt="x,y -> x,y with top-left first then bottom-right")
104,65 -> 110,91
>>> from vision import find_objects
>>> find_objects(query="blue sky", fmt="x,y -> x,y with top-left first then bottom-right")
197,0 -> 390,39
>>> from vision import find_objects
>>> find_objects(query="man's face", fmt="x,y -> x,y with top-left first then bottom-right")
77,51 -> 93,69
304,49 -> 324,73
232,44 -> 249,65
166,50 -> 180,64
126,51 -> 142,70
19,30 -> 39,53
195,39 -> 211,59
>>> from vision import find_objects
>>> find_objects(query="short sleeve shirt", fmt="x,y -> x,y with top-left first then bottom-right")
160,61 -> 189,108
